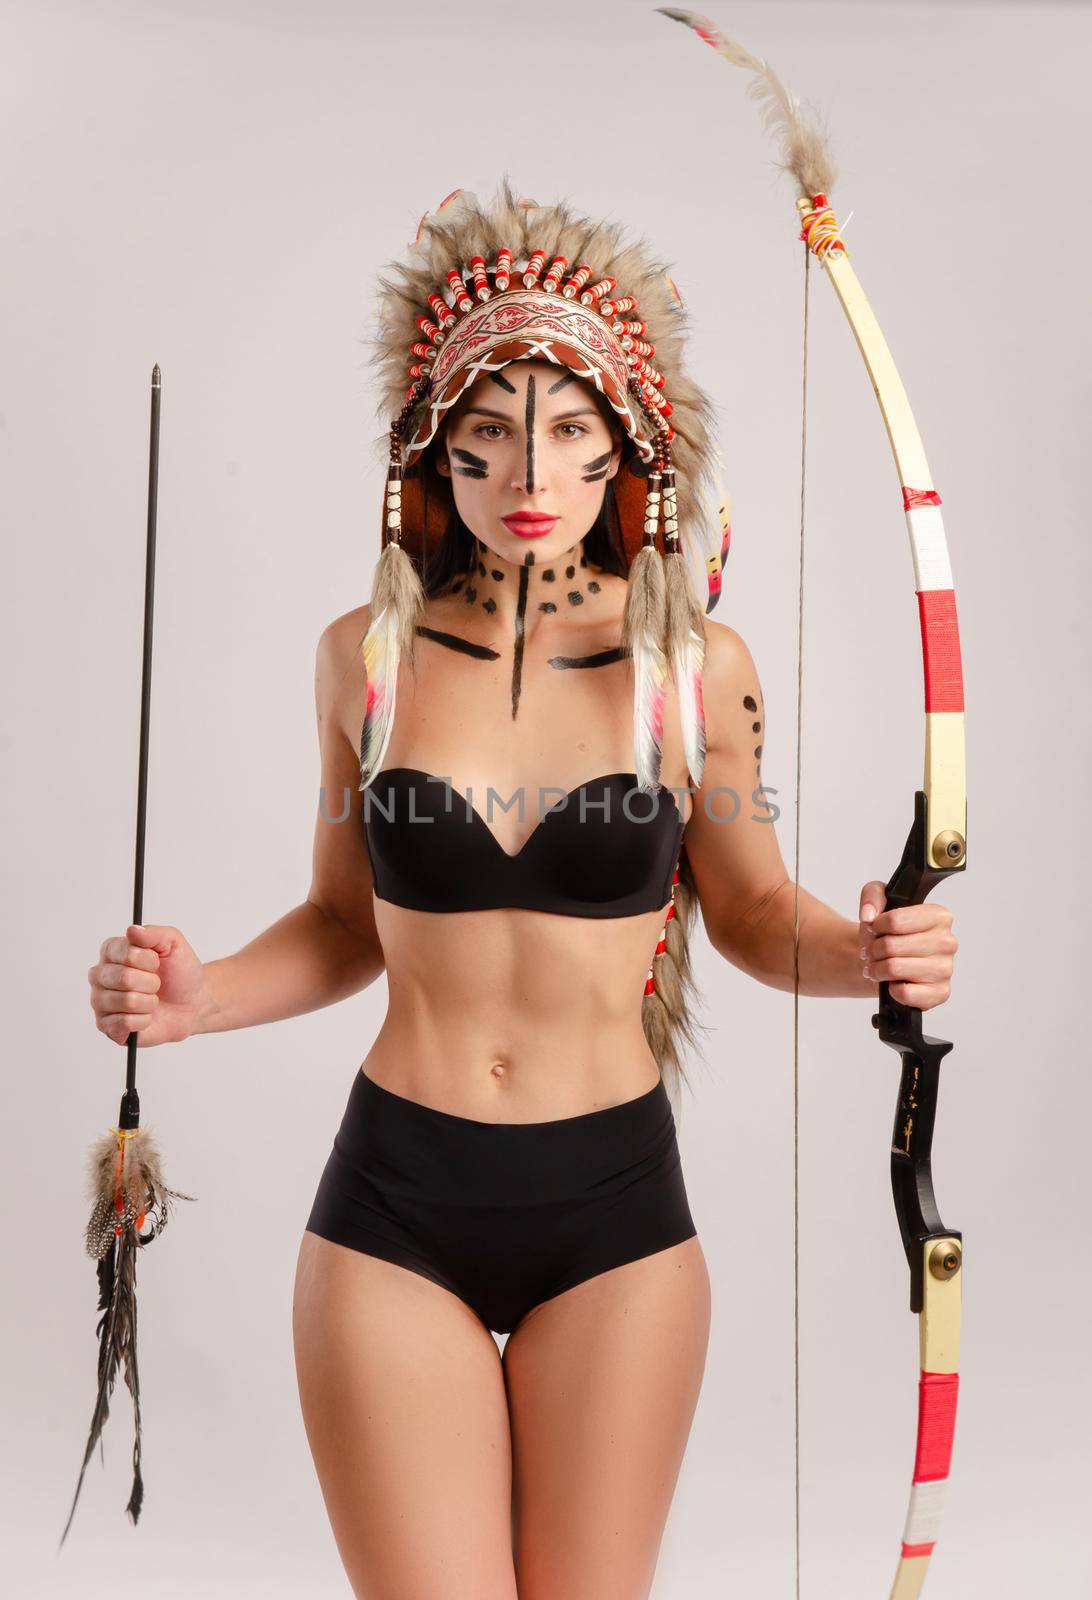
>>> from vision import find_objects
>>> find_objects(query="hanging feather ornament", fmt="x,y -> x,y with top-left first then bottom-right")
621,465 -> 669,792
661,458 -> 708,787
60,365 -> 194,1548
358,428 -> 426,792
60,1124 -> 192,1544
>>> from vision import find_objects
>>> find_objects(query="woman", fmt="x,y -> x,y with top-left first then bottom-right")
86,184 -> 958,1599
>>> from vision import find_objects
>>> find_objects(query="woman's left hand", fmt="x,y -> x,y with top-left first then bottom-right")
858,882 -> 958,1011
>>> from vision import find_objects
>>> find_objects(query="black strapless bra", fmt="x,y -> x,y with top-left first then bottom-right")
362,768 -> 685,918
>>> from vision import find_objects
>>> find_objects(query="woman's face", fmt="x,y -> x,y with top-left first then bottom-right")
435,360 -> 623,561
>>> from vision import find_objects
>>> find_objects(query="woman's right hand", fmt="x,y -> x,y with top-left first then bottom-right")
88,923 -> 206,1046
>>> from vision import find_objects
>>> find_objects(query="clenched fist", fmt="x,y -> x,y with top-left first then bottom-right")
88,923 -> 206,1046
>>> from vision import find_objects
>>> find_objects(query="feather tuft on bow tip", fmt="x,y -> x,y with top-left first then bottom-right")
657,8 -> 837,199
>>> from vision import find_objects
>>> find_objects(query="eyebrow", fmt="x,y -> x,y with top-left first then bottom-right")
462,405 -> 601,423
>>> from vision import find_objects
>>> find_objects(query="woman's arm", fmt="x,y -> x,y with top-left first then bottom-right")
683,621 -> 886,1002
194,607 -> 384,1034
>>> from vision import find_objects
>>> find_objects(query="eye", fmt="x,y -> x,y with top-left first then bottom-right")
557,423 -> 589,439
473,423 -> 509,440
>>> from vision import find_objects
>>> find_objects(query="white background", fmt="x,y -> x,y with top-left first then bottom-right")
4,0 -> 1088,1594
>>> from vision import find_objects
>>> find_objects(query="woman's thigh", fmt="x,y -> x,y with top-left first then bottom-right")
292,1231 -> 519,1600
502,1234 -> 712,1600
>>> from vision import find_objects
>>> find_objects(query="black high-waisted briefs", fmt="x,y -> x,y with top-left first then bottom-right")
305,1067 -> 698,1336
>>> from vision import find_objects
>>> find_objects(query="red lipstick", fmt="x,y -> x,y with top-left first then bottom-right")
502,513 -> 559,539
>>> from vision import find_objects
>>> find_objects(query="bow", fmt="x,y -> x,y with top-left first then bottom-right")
657,12 -> 967,1597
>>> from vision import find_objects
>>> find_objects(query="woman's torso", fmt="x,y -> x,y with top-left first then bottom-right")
338,571 -> 694,1123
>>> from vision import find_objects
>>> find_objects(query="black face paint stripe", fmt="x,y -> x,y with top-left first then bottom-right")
415,624 -> 500,659
548,646 -> 628,669
525,372 -> 535,493
582,450 -> 612,475
548,371 -> 576,394
452,447 -> 488,479
488,370 -> 517,393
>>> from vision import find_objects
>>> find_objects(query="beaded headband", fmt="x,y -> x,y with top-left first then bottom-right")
402,266 -> 674,466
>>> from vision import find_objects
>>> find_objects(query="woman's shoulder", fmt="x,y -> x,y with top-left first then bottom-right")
317,603 -> 372,671
313,605 -> 374,727
700,616 -> 763,705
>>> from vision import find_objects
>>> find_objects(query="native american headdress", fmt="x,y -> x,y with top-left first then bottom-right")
359,178 -> 731,799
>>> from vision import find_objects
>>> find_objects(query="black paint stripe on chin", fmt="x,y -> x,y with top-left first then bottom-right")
488,370 -> 517,394
547,646 -> 628,669
415,624 -> 501,660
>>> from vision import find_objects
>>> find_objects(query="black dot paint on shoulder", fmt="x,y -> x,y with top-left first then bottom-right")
754,744 -> 763,759
588,580 -> 601,594
743,694 -> 758,712
483,597 -> 497,614
542,569 -> 556,582
567,591 -> 584,606
539,601 -> 558,613
753,721 -> 761,733
491,569 -> 504,581
565,565 -> 575,578
580,554 -> 588,567
465,585 -> 477,603
477,560 -> 486,576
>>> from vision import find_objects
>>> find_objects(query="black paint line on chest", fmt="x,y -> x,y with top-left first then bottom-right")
511,555 -> 532,718
452,447 -> 488,479
547,645 -> 628,669
415,624 -> 501,660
